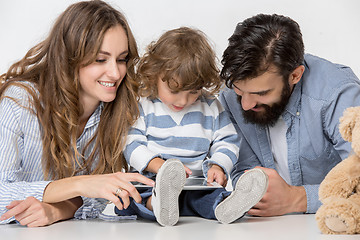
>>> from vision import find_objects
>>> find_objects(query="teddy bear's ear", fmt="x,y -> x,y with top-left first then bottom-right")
339,107 -> 360,142
351,117 -> 360,156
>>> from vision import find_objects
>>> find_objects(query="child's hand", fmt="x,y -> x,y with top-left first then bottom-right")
145,157 -> 166,173
183,165 -> 192,178
207,164 -> 227,187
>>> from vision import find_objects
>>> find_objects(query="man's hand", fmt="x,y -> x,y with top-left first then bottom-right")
247,167 -> 307,216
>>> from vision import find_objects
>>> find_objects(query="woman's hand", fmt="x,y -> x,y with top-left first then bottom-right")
1,172 -> 153,227
43,172 -> 154,212
75,172 -> 154,210
0,196 -> 82,227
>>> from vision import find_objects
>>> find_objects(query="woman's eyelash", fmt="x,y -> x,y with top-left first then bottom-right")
117,58 -> 128,63
95,58 -> 128,63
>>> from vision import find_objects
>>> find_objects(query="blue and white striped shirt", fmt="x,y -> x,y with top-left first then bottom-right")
0,83 -> 111,224
124,96 -> 240,178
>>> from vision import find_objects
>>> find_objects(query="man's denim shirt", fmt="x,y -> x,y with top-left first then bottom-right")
219,54 -> 360,213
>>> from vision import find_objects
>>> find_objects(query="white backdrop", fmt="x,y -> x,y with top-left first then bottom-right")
1,0 -> 359,77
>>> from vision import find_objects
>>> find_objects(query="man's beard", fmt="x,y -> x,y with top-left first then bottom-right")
238,82 -> 291,127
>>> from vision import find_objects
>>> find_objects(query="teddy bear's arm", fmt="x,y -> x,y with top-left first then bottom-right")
319,155 -> 360,201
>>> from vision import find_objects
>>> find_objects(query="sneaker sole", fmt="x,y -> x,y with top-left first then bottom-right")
215,168 -> 268,224
154,159 -> 186,226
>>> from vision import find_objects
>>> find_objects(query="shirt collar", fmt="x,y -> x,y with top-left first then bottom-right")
283,61 -> 308,118
84,102 -> 104,129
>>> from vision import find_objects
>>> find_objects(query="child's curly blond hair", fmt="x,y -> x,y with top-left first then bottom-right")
137,27 -> 222,99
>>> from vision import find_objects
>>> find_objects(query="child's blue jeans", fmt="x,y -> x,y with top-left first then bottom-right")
115,188 -> 231,221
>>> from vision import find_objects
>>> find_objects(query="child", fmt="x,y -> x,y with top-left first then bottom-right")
116,27 -> 268,226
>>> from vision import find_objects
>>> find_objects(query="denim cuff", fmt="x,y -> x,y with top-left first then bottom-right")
303,184 -> 322,213
74,197 -> 108,220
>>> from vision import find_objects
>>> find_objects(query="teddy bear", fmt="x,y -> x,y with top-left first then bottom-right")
315,106 -> 360,234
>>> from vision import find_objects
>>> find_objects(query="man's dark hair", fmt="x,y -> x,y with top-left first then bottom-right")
221,14 -> 304,88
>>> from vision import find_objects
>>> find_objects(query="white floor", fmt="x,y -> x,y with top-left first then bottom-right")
2,213 -> 359,240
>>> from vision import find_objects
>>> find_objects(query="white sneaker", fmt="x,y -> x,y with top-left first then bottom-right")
151,159 -> 186,226
215,168 -> 268,224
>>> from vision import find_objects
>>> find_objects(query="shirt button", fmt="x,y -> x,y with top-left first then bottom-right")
296,112 -> 300,116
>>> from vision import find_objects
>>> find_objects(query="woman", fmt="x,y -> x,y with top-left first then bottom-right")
0,0 -> 153,227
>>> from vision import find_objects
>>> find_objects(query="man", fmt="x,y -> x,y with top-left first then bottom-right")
219,13 -> 360,216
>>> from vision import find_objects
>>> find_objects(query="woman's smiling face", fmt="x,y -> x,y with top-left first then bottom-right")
79,25 -> 129,109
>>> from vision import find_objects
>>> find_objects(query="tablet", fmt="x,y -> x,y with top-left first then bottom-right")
132,177 -> 223,190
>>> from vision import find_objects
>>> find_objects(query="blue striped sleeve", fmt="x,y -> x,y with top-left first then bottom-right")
124,104 -> 161,173
0,85 -> 110,223
0,87 -> 51,223
202,99 -> 240,178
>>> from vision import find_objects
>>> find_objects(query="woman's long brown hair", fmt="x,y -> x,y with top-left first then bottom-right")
0,0 -> 139,180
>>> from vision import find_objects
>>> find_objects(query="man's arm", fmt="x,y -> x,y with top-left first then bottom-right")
247,167 -> 307,216
220,88 -> 308,216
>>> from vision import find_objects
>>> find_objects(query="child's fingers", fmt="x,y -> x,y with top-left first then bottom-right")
223,178 -> 228,188
215,174 -> 227,187
184,165 -> 192,176
207,172 -> 215,183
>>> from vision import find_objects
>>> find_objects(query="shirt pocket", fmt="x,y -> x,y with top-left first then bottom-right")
299,142 -> 341,183
0,169 -> 23,183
